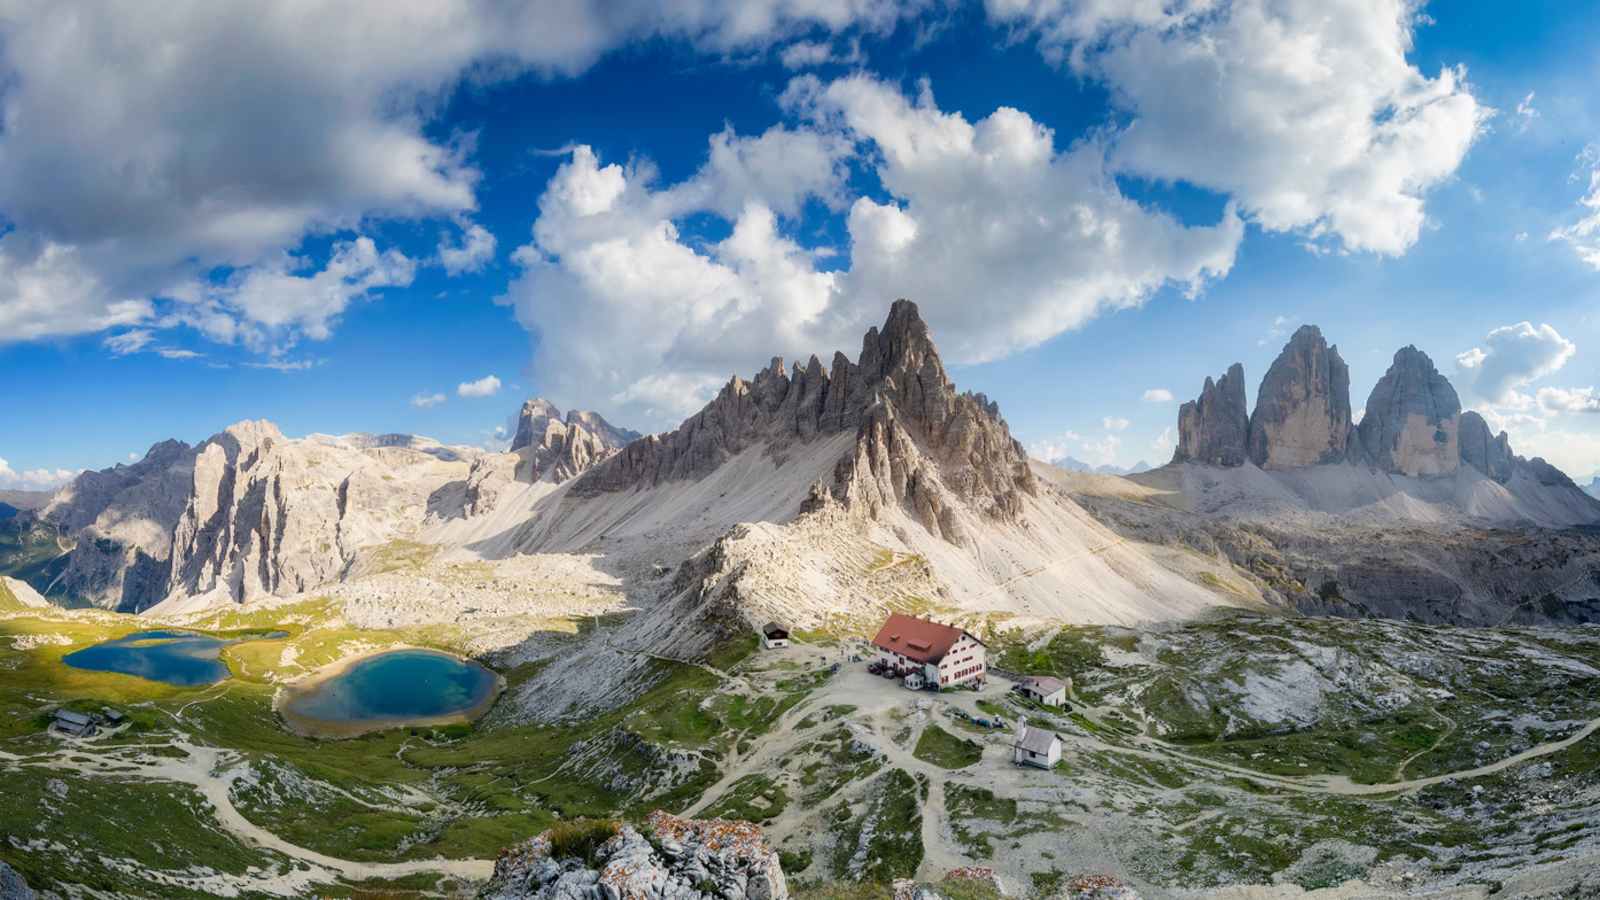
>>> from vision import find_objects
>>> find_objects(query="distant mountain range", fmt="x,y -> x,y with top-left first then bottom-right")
1588,477 -> 1600,501
1050,457 -> 1152,476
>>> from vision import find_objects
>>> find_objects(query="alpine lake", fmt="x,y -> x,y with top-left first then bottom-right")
63,630 -> 500,736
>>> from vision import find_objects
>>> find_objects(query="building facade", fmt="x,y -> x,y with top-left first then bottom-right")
869,613 -> 987,689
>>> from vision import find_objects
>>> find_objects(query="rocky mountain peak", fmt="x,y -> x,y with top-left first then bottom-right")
1358,345 -> 1461,477
573,299 -> 1035,544
1246,324 -> 1354,469
508,398 -> 639,483
1173,362 -> 1250,466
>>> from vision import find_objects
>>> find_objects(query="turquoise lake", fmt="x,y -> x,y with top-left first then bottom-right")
62,630 -> 234,686
279,649 -> 499,733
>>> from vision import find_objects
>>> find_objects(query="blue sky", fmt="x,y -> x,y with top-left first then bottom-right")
1,0 -> 1598,487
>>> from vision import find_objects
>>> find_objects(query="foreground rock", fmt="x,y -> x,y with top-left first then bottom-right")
0,862 -> 36,900
482,811 -> 786,900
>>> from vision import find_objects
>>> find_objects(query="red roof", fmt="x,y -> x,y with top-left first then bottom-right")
870,613 -> 982,664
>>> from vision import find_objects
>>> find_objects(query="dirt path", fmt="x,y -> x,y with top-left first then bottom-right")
1393,707 -> 1457,782
0,741 -> 493,895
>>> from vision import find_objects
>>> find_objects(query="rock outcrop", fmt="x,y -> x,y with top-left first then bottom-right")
510,399 -> 639,483
575,300 -> 1036,544
1358,346 -> 1461,477
1458,411 -> 1515,483
1246,326 -> 1354,469
0,861 -> 36,900
39,439 -> 198,611
1172,364 -> 1249,467
483,811 -> 787,900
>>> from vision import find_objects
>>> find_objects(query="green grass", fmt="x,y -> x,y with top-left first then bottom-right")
913,724 -> 984,769
829,769 -> 924,883
704,774 -> 789,823
546,819 -> 621,866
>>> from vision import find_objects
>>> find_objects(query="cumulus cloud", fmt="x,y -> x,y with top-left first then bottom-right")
1141,388 -> 1174,403
501,76 -> 1242,429
0,457 -> 80,491
411,392 -> 448,409
0,1 -> 916,351
989,0 -> 1488,255
1537,386 -> 1600,414
1456,322 -> 1576,402
458,375 -> 502,398
790,74 -> 1243,364
437,221 -> 497,275
1550,145 -> 1600,270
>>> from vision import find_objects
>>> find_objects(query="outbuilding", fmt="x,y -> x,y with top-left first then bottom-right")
52,709 -> 97,738
1012,720 -> 1062,769
1016,676 -> 1068,707
760,622 -> 790,650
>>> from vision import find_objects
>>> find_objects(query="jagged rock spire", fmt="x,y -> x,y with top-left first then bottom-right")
1247,325 -> 1354,469
573,299 -> 1036,544
1173,363 -> 1250,467
1358,346 -> 1461,477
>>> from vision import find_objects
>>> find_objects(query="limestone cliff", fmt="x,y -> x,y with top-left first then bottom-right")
1172,363 -> 1250,467
1358,346 -> 1461,477
572,300 -> 1036,544
1247,326 -> 1354,469
39,439 -> 197,611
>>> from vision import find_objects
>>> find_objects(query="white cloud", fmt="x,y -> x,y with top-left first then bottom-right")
1550,145 -> 1600,270
1080,433 -> 1122,466
1151,426 -> 1175,454
0,457 -> 80,491
1537,386 -> 1600,415
1456,322 -> 1576,402
156,348 -> 203,360
1514,91 -> 1539,133
1258,314 -> 1293,346
104,330 -> 155,356
458,375 -> 502,398
0,1 -> 916,350
1141,388 -> 1173,403
1102,416 -> 1131,431
411,392 -> 448,409
243,358 -> 320,372
779,37 -> 865,69
1026,430 -> 1084,464
437,221 -> 497,275
502,77 -> 1242,429
989,0 -> 1489,255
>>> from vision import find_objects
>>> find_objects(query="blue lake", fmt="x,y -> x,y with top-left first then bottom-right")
63,630 -> 235,686
278,649 -> 499,735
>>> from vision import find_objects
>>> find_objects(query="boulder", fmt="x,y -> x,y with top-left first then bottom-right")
1247,325 -> 1354,469
1358,346 -> 1461,477
1172,363 -> 1249,467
